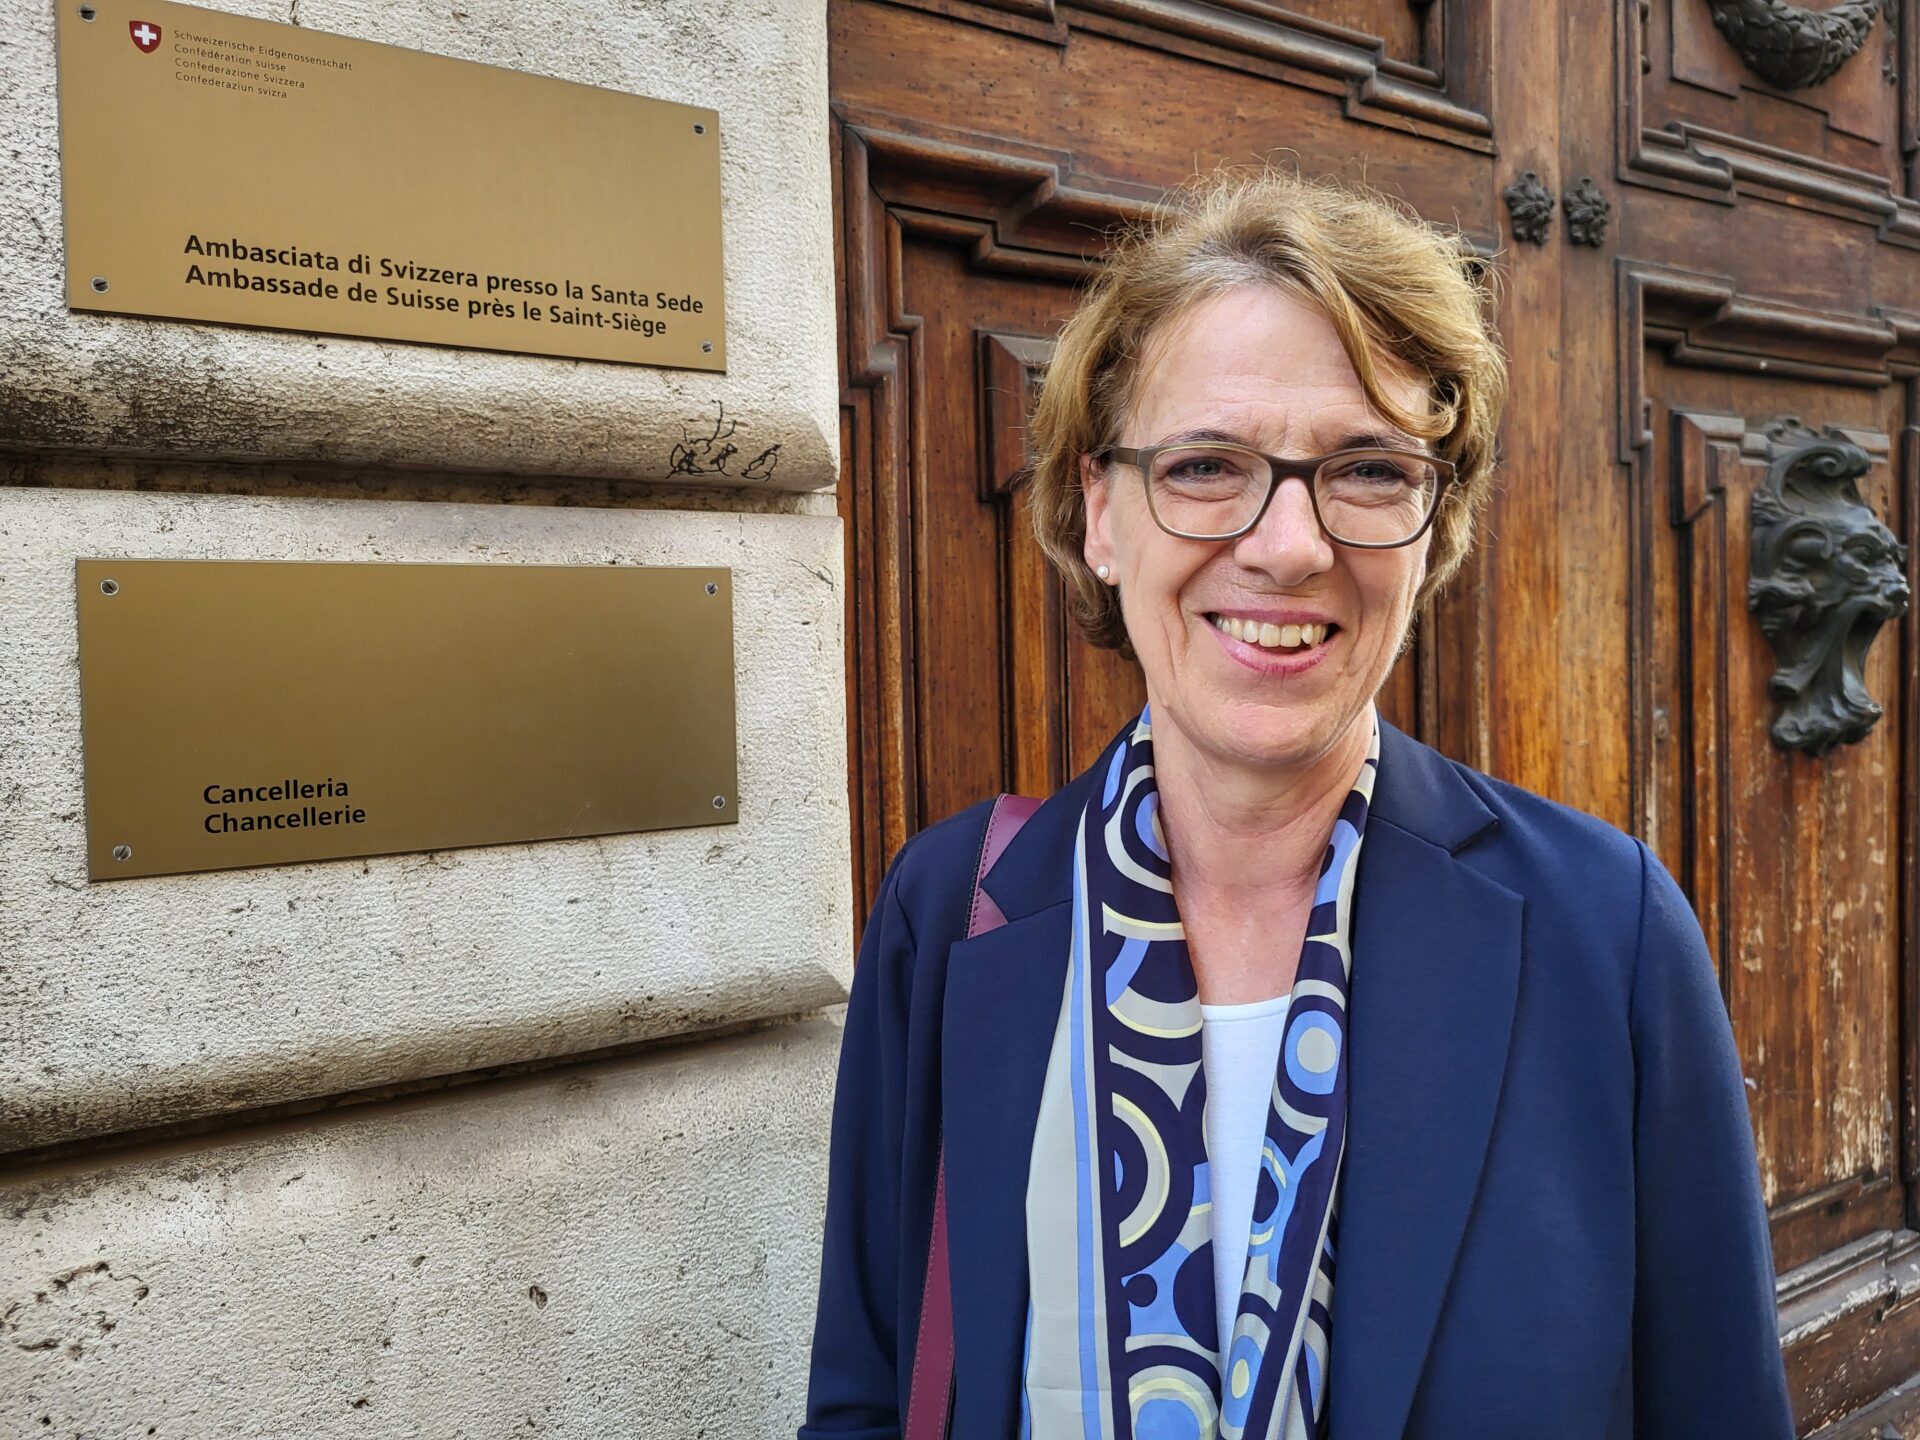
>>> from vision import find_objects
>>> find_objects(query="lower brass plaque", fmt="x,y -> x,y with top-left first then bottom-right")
76,561 -> 738,881
56,0 -> 726,371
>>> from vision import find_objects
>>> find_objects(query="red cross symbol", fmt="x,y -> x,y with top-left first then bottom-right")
129,20 -> 161,52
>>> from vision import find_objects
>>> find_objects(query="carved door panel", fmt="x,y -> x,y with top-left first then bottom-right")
1610,3 -> 1920,1433
979,328 -> 1151,805
832,0 -> 1508,905
900,247 -> 1148,831
1642,378 -> 1913,1436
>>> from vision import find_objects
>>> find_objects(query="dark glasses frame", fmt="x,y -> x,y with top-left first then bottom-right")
1092,442 -> 1456,549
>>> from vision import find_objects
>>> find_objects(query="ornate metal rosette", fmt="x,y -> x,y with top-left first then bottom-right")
1563,178 -> 1611,247
1503,172 -> 1555,247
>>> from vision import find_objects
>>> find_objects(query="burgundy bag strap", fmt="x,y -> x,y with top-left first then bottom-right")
904,793 -> 1041,1440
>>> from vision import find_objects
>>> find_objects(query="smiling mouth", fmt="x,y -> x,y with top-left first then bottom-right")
1207,614 -> 1339,652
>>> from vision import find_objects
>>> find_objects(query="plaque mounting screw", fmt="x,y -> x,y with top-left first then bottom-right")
79,4 -> 96,18
712,795 -> 727,810
693,123 -> 706,135
99,577 -> 119,596
704,582 -> 718,596
701,341 -> 713,354
111,844 -> 131,862
90,277 -> 109,294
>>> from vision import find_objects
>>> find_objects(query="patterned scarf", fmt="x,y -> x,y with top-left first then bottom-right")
1023,707 -> 1379,1440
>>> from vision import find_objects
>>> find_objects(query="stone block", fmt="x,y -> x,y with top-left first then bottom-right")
0,1019 -> 841,1438
0,485 -> 851,1151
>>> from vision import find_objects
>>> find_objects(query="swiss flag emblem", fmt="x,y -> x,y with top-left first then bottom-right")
129,20 -> 161,52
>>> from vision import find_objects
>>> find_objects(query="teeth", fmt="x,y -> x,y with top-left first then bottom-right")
1211,616 -> 1333,650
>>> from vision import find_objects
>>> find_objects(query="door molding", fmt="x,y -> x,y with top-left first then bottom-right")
851,0 -> 1493,148
1615,0 -> 1920,245
837,120 -> 1145,900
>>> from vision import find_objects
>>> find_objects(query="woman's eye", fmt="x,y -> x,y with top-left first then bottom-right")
1344,460 -> 1409,483
1164,460 -> 1239,483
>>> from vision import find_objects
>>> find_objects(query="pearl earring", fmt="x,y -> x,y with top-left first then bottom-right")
1096,564 -> 1112,581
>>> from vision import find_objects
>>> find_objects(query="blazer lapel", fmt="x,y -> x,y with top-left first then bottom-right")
937,766 -> 1095,1435
1329,724 -> 1524,1439
940,903 -> 1070,1434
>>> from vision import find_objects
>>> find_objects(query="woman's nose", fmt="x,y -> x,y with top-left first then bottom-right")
1231,475 -> 1336,582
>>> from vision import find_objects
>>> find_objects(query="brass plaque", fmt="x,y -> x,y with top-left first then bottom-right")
56,0 -> 725,370
76,561 -> 738,881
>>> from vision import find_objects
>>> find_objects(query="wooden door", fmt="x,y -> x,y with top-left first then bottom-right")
830,1 -> 1920,1431
1607,3 -> 1920,1434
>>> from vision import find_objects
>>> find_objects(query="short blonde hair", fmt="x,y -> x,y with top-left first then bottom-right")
1027,168 -> 1507,653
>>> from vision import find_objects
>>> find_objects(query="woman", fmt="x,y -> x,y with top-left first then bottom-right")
800,171 -> 1793,1439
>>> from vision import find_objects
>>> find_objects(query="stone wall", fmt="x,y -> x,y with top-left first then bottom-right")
0,1 -> 846,1434
5,1022 -> 842,1438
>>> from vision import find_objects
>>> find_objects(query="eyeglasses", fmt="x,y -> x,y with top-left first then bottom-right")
1093,441 -> 1454,548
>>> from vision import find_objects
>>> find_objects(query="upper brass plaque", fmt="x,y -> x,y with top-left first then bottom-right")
57,0 -> 725,370
76,560 -> 738,881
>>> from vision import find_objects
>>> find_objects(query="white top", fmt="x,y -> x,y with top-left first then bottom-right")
1199,992 -> 1292,1358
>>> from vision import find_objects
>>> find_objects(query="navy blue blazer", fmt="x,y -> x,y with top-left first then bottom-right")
801,720 -> 1795,1439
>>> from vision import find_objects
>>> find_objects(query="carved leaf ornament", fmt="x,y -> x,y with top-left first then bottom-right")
1502,172 -> 1555,247
1706,0 -> 1881,91
1746,420 -> 1910,756
1562,178 -> 1611,247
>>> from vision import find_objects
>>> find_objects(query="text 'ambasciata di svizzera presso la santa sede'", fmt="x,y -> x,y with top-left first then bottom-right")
180,234 -> 706,336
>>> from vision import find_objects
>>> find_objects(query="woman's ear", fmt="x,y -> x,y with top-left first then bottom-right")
1081,454 -> 1115,580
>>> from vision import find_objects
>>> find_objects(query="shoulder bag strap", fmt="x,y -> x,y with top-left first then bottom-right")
903,793 -> 1041,1440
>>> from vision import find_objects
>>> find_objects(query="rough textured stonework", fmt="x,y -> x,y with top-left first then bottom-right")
0,0 -> 838,490
0,484 -> 852,1151
1,3 -> 850,1431
0,1019 -> 840,1437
